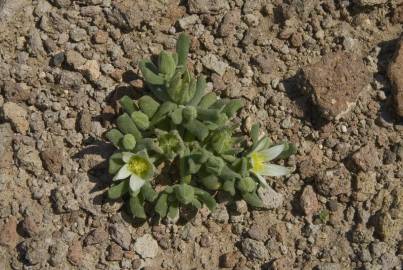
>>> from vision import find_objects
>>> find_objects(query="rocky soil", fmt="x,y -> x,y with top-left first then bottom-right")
0,0 -> 402,270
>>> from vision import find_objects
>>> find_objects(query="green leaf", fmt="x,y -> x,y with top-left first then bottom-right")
108,152 -> 124,175
277,142 -> 297,159
139,60 -> 165,85
174,184 -> 195,204
223,99 -> 243,117
155,193 -> 168,218
237,177 -> 257,193
119,95 -> 136,115
196,108 -> 221,122
182,106 -> 197,122
158,51 -> 176,78
188,75 -> 206,106
150,101 -> 177,125
116,113 -> 142,140
194,188 -> 216,211
205,156 -> 224,175
121,134 -> 136,150
222,179 -> 236,196
191,198 -> 202,209
129,196 -> 146,219
198,92 -> 217,109
176,33 -> 190,66
183,120 -> 209,141
137,95 -> 160,118
141,183 -> 158,202
251,123 -> 260,145
105,129 -> 123,148
169,107 -> 183,125
199,174 -> 221,190
167,202 -> 180,221
242,192 -> 263,208
108,179 -> 129,200
131,111 -> 150,130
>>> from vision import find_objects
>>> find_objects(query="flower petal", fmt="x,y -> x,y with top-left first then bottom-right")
113,164 -> 131,180
122,152 -> 135,163
129,174 -> 145,192
259,144 -> 285,162
251,171 -> 269,188
260,163 -> 293,177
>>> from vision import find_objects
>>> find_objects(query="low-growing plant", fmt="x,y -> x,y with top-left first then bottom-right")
105,33 -> 296,222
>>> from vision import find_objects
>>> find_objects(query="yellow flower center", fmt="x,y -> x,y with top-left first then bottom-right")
127,156 -> 149,177
251,152 -> 265,173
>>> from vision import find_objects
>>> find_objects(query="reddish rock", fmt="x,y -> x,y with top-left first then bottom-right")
299,185 -> 320,216
220,251 -> 239,268
107,243 -> 123,261
0,216 -> 19,249
67,240 -> 83,266
92,31 -> 108,44
352,143 -> 382,171
387,37 -> 403,117
302,51 -> 371,120
41,147 -> 64,174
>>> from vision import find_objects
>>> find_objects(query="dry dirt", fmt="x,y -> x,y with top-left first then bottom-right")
0,0 -> 402,270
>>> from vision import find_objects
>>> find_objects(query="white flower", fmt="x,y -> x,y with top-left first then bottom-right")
114,152 -> 154,193
249,143 -> 294,188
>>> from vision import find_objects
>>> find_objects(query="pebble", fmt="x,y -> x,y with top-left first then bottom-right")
133,234 -> 159,259
299,185 -> 320,217
240,238 -> 268,260
257,186 -> 284,209
178,15 -> 198,29
0,216 -> 19,249
70,28 -> 87,42
110,223 -> 131,250
2,102 -> 29,134
202,54 -> 228,76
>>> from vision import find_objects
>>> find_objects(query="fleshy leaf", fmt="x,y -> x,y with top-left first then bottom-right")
155,193 -> 169,218
116,113 -> 142,140
121,134 -> 136,150
222,179 -> 236,196
158,51 -> 176,79
183,120 -> 209,141
119,95 -> 136,115
139,60 -> 165,85
176,33 -> 190,66
137,95 -> 160,118
141,183 -> 158,202
174,184 -> 195,204
237,177 -> 257,193
106,129 -> 123,148
198,92 -> 217,109
199,174 -> 221,190
109,152 -> 124,175
129,196 -> 146,219
188,75 -> 206,106
223,99 -> 243,117
131,111 -> 150,130
108,179 -> 129,200
242,192 -> 263,208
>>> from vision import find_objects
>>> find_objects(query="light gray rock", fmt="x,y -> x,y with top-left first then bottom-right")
133,234 -> 159,259
188,0 -> 230,14
109,223 -> 131,250
257,186 -> 284,209
2,102 -> 29,134
240,238 -> 268,260
178,15 -> 198,29
202,54 -> 228,76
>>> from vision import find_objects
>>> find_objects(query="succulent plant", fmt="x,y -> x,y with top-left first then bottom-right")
104,33 -> 297,222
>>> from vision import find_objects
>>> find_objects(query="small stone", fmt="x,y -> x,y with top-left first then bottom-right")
220,252 -> 238,268
271,257 -> 292,270
70,28 -> 87,42
202,54 -> 228,76
133,234 -> 159,259
41,147 -> 64,174
107,243 -> 123,261
109,223 -> 131,250
2,81 -> 31,103
387,37 -> 403,117
0,216 -> 18,249
84,227 -> 109,245
210,204 -> 229,223
188,0 -> 230,14
244,13 -> 259,27
2,102 -> 29,134
92,31 -> 108,44
235,200 -> 248,214
353,0 -> 387,6
67,240 -> 83,266
16,145 -> 43,175
78,60 -> 101,81
21,216 -> 39,237
317,262 -> 341,270
218,9 -> 241,37
48,241 -> 68,267
51,52 -> 65,67
79,111 -> 92,134
247,224 -> 268,241
290,32 -> 303,47
20,235 -> 50,266
199,233 -> 212,247
257,186 -> 284,209
375,213 -> 400,241
352,143 -> 382,171
299,185 -> 320,217
380,252 -> 400,269
354,171 -> 376,201
240,238 -> 268,260
178,15 -> 198,29
315,163 -> 351,197
302,51 -> 371,120
65,50 -> 86,70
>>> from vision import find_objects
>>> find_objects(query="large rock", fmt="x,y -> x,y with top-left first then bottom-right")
302,51 -> 371,120
133,234 -> 159,259
2,102 -> 29,134
387,37 -> 403,117
0,0 -> 31,22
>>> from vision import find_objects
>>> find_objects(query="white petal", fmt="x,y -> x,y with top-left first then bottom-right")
129,174 -> 145,192
259,144 -> 285,162
113,164 -> 131,180
251,171 -> 269,188
122,152 -> 135,163
260,164 -> 293,177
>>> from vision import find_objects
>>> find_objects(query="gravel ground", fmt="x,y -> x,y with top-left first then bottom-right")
0,0 -> 402,269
